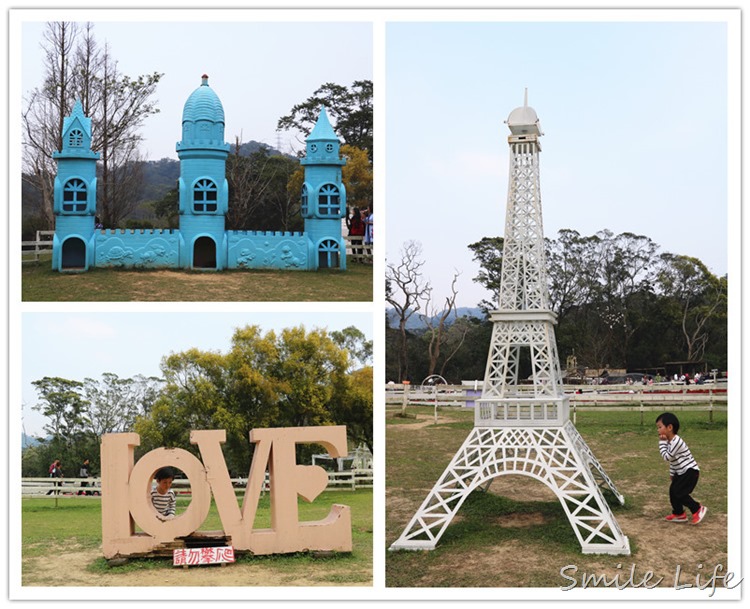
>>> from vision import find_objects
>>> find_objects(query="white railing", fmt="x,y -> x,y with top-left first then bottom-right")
22,469 -> 374,498
22,230 -> 55,263
343,236 -> 373,262
386,382 -> 728,412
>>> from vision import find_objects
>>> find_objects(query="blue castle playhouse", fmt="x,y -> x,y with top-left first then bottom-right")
51,75 -> 347,272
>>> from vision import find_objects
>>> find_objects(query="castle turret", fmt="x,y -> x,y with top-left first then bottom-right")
176,74 -> 231,269
51,100 -> 100,271
300,106 -> 347,269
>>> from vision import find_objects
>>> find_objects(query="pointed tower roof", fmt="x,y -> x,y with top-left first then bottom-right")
301,106 -> 345,167
53,99 -> 99,159
506,88 -> 542,136
307,106 -> 339,142
182,74 -> 225,124
62,99 -> 93,137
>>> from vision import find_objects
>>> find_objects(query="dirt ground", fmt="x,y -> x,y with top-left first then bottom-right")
22,543 -> 370,587
386,415 -> 730,589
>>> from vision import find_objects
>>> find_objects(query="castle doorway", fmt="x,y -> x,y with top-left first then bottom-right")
193,236 -> 217,269
61,237 -> 86,270
318,239 -> 340,269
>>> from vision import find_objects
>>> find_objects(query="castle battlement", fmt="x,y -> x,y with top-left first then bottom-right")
228,230 -> 304,238
100,228 -> 178,236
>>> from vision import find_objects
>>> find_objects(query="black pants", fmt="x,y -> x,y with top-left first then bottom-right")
670,469 -> 700,514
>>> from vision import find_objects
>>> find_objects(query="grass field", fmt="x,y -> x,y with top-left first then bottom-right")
386,406 -> 729,589
21,256 -> 373,302
22,489 -> 372,586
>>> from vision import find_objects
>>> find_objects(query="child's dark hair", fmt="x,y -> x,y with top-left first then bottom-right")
155,466 -> 174,481
656,412 -> 680,434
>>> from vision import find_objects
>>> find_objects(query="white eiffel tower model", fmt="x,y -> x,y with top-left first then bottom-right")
390,93 -> 630,555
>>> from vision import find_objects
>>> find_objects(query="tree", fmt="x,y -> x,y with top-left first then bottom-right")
468,236 -> 504,312
134,325 -> 371,474
22,22 -> 79,229
421,271 -> 466,377
386,241 -> 431,382
468,227 -> 727,374
90,43 -> 161,226
151,187 -> 179,228
656,254 -> 727,362
330,326 -> 373,370
341,144 -> 373,212
277,80 -> 373,160
22,22 -> 163,228
31,376 -> 89,443
83,373 -> 164,436
226,142 -> 301,231
331,366 -> 373,454
30,376 -> 94,473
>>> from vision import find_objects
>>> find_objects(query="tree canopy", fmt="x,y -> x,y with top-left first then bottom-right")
23,325 -> 373,479
387,228 -> 727,384
277,80 -> 373,160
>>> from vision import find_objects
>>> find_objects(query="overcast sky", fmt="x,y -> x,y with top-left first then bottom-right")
19,16 -> 372,159
386,16 -> 738,307
19,311 -> 373,438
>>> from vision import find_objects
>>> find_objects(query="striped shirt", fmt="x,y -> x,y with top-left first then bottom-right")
151,488 -> 176,517
659,434 -> 699,476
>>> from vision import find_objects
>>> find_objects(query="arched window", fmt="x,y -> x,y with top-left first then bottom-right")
68,129 -> 83,147
317,184 -> 340,217
193,179 -> 218,212
318,239 -> 340,269
62,178 -> 87,213
301,185 -> 309,216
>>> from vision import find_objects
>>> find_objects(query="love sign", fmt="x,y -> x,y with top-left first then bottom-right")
100,427 -> 352,559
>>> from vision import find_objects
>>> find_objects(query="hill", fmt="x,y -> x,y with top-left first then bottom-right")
386,306 -> 485,330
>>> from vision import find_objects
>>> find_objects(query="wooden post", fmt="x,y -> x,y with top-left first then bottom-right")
401,383 -> 410,416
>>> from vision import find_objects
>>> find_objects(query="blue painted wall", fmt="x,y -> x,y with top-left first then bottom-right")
52,76 -> 346,272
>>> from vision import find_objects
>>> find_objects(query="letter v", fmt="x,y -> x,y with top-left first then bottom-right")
190,430 -> 271,548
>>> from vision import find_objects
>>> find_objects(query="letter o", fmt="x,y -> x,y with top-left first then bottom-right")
128,447 -> 212,541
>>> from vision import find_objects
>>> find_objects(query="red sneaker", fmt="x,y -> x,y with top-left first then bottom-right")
691,506 -> 707,525
665,512 -> 688,523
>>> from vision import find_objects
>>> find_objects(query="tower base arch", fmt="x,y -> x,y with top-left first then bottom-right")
389,422 -> 630,555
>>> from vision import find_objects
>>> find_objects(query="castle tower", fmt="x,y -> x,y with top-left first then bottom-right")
390,93 -> 630,555
51,100 -> 100,271
176,74 -> 231,270
300,106 -> 347,270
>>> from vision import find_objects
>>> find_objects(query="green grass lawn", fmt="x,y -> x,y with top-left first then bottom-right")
386,406 -> 729,588
21,256 -> 373,302
22,489 -> 373,580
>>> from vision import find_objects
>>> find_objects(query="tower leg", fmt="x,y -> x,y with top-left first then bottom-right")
389,426 -> 630,555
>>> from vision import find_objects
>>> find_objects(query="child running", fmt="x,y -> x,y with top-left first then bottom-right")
656,412 -> 707,524
151,466 -> 176,519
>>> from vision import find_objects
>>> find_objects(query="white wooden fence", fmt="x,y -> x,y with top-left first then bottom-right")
22,230 -> 55,263
343,235 -> 373,262
386,382 -> 728,414
22,469 -> 373,498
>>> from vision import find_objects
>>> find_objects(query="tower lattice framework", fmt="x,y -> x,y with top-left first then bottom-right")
389,94 -> 630,555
